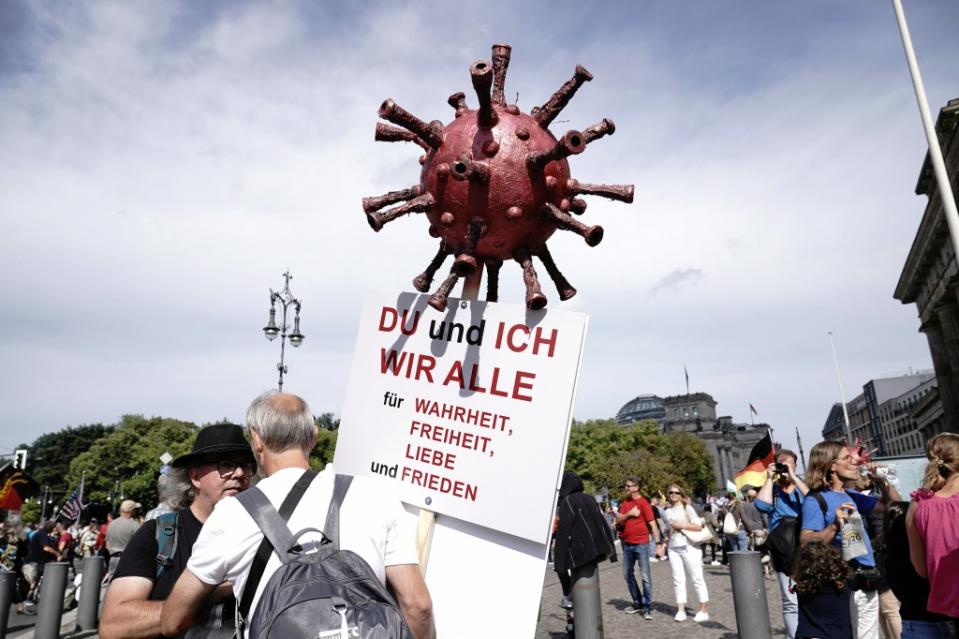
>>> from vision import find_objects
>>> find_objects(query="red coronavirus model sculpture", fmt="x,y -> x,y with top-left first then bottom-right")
363,44 -> 634,311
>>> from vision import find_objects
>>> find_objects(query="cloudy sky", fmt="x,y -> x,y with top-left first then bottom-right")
1,1 -> 956,458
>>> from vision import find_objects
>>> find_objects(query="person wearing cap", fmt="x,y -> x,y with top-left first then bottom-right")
105,499 -> 142,576
100,423 -> 255,639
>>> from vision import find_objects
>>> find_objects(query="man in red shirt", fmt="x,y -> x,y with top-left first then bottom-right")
616,476 -> 664,618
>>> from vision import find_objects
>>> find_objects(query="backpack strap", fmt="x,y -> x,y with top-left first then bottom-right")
811,491 -> 829,520
237,488 -> 298,562
237,469 -> 317,624
323,474 -> 353,550
154,511 -> 179,579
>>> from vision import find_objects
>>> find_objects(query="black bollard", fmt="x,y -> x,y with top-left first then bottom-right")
570,562 -> 604,639
728,551 -> 772,639
0,570 -> 14,637
76,556 -> 104,631
34,562 -> 69,639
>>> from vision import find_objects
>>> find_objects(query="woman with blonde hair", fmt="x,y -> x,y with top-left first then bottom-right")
906,432 -> 959,623
663,484 -> 710,622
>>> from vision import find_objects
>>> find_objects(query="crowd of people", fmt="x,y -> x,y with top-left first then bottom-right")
0,502 -> 134,615
3,405 -> 957,639
1,391 -> 436,639
550,434 -> 959,639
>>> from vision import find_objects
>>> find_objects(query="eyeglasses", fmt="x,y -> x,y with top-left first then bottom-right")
624,483 -> 637,489
667,490 -> 682,495
212,460 -> 256,477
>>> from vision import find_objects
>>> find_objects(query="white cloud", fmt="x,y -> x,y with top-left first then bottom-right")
0,0 -> 954,455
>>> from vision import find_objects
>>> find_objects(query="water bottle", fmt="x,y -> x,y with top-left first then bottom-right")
859,464 -> 899,484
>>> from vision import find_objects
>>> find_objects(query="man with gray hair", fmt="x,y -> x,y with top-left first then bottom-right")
144,474 -> 178,521
162,391 -> 434,638
100,423 -> 256,639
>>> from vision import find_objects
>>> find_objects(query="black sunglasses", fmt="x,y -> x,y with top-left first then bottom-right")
210,460 -> 256,477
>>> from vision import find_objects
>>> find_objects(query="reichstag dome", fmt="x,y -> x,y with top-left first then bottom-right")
615,394 -> 666,425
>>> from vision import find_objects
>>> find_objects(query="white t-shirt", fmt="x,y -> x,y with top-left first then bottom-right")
664,503 -> 700,549
187,463 -> 418,632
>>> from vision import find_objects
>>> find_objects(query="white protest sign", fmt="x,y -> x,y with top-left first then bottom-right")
334,290 -> 588,543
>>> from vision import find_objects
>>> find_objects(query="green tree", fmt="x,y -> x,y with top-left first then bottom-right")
314,413 -> 340,431
68,415 -> 199,510
309,429 -> 338,470
19,499 -> 41,525
564,419 -> 714,499
21,423 -> 115,491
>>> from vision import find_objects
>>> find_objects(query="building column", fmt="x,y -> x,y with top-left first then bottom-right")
713,446 -> 724,490
722,447 -> 733,484
924,319 -> 959,432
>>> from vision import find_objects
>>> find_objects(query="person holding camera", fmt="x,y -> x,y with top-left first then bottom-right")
756,449 -> 809,639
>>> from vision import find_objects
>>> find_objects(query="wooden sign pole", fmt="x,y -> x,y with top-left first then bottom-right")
416,264 -> 485,575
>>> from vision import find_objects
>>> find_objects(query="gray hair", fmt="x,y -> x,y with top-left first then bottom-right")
245,391 -> 316,453
165,467 -> 196,510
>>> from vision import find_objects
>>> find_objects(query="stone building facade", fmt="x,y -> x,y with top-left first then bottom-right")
822,403 -> 847,442
617,392 -> 771,491
894,97 -> 959,433
881,377 -> 938,456
821,371 -> 937,455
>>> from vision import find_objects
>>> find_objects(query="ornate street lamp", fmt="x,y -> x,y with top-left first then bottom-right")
262,270 -> 305,391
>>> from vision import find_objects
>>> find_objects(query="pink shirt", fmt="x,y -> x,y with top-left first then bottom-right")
913,491 -> 959,617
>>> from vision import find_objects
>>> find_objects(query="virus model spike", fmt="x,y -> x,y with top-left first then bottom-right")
412,244 -> 450,292
378,99 -> 445,149
428,270 -> 460,311
452,218 -> 486,276
374,122 -> 430,151
566,178 -> 635,203
363,44 -> 635,310
526,130 -> 586,171
541,202 -> 603,246
516,249 -> 548,310
366,193 -> 435,232
531,65 -> 594,129
581,117 -> 616,144
447,92 -> 468,116
568,197 -> 587,215
490,44 -> 512,106
470,60 -> 497,127
536,245 -> 577,301
363,185 -> 422,213
450,154 -> 490,183
485,259 -> 502,301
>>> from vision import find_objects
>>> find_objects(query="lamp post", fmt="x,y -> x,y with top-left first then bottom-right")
262,270 -> 305,391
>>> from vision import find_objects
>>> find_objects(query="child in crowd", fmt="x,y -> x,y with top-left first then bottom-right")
794,542 -> 853,639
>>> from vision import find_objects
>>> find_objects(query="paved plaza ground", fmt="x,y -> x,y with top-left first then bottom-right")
5,548 -> 786,638
536,547 -> 788,639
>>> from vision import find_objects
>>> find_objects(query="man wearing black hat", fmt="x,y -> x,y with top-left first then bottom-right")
100,423 -> 256,639
161,391 -> 434,639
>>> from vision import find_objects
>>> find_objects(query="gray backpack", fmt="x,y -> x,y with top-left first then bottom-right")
236,471 -> 413,639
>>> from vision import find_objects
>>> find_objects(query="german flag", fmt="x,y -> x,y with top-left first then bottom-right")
735,431 -> 775,492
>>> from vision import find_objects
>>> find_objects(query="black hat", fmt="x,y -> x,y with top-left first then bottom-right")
172,423 -> 254,468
